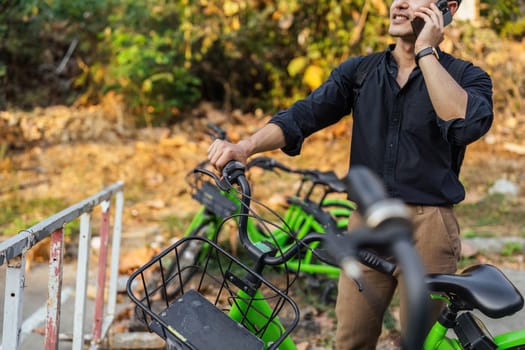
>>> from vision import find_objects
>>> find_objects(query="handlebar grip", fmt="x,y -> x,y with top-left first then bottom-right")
345,166 -> 388,214
357,249 -> 396,275
392,239 -> 429,350
324,232 -> 396,275
222,161 -> 246,181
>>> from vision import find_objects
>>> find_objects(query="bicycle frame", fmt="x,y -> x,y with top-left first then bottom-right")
184,176 -> 352,279
228,289 -> 298,350
424,310 -> 525,350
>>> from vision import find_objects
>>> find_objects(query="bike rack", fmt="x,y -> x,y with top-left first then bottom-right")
0,181 -> 124,350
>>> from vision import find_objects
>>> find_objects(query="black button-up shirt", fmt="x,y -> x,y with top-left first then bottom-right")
270,45 -> 493,206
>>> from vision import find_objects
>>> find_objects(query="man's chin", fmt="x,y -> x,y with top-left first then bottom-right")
389,29 -> 416,39
388,28 -> 402,37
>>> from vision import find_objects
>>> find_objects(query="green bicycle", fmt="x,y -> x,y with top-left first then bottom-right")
127,161 -> 396,349
151,154 -> 357,304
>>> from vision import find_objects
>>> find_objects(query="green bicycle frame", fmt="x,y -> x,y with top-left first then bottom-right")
244,200 -> 347,279
424,321 -> 525,350
228,289 -> 297,350
493,329 -> 525,349
184,186 -> 353,278
424,321 -> 463,350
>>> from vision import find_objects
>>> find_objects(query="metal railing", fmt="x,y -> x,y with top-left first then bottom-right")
0,181 -> 124,350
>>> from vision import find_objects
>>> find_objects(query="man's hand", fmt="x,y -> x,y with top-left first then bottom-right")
207,123 -> 286,171
207,139 -> 253,171
413,2 -> 445,53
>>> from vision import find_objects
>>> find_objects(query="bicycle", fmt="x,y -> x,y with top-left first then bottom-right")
324,166 -> 525,350
153,127 -> 355,302
127,161 -> 398,350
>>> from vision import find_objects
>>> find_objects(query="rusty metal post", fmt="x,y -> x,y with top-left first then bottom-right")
2,254 -> 26,350
104,190 -> 124,333
0,181 -> 124,349
45,227 -> 65,350
72,212 -> 92,350
91,200 -> 111,345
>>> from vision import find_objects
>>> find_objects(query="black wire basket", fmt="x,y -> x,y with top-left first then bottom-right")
127,236 -> 300,350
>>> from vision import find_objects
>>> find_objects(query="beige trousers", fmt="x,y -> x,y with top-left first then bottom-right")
335,205 -> 461,350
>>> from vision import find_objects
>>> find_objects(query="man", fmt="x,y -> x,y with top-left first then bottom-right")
208,0 -> 493,348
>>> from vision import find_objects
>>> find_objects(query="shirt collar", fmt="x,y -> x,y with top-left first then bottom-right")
385,44 -> 398,77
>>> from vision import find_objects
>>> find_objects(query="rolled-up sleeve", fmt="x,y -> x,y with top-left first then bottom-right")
438,66 -> 494,146
268,58 -> 359,156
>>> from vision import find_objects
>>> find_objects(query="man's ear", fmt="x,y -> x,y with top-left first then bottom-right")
448,0 -> 460,16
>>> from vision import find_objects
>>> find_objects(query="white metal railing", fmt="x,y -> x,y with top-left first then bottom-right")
0,181 -> 124,350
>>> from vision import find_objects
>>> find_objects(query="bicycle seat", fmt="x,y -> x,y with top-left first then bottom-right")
426,264 -> 524,318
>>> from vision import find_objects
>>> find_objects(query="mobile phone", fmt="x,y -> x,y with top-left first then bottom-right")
411,0 -> 452,37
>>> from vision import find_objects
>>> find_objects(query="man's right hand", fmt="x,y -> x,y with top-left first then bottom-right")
207,123 -> 287,171
207,139 -> 253,171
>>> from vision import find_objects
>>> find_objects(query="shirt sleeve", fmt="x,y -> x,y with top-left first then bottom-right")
437,64 -> 494,146
269,58 -> 360,156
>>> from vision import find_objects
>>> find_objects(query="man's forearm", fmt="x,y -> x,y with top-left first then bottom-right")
241,123 -> 286,157
419,55 -> 468,121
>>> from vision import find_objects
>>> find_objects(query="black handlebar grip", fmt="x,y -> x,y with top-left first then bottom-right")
345,166 -> 388,215
222,161 -> 246,178
357,249 -> 396,275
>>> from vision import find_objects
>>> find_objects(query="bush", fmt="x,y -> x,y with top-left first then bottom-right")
1,0 -> 523,125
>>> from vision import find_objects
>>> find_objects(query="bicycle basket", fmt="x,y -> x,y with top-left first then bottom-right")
191,180 -> 238,218
127,236 -> 300,350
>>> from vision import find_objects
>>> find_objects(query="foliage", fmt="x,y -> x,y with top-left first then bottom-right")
481,0 -> 524,38
0,0 -> 110,109
501,241 -> 523,256
96,1 -> 202,126
0,196 -> 71,236
1,0 -> 524,124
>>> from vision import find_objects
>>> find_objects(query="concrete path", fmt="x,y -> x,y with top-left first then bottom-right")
0,262 -> 130,350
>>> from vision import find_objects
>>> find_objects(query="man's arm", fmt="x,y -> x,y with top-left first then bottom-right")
414,1 -> 468,121
418,55 -> 468,121
208,123 -> 285,170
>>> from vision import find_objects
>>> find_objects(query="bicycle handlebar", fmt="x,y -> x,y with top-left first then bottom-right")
193,162 -> 395,274
212,162 -> 396,273
324,166 -> 430,350
246,156 -> 347,193
207,122 -> 229,141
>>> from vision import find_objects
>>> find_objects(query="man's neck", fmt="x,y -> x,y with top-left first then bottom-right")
392,39 -> 417,69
